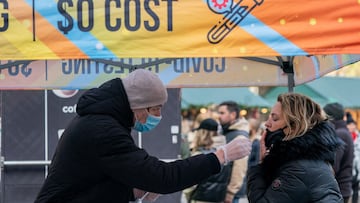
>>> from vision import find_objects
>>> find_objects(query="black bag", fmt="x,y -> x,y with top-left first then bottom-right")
190,163 -> 232,202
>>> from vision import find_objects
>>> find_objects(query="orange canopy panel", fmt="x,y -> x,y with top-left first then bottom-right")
0,0 -> 359,59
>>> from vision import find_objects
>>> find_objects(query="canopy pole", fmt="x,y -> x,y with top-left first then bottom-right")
287,72 -> 295,92
279,57 -> 295,92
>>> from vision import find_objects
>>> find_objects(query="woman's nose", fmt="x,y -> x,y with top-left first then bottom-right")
264,120 -> 271,129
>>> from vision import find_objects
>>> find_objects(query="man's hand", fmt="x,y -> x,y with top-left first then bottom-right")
133,188 -> 146,199
133,188 -> 160,202
144,192 -> 161,202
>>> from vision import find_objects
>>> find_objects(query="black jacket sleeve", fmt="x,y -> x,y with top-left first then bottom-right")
95,126 -> 221,194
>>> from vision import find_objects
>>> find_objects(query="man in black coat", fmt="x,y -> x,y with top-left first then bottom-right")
324,102 -> 355,203
34,69 -> 251,203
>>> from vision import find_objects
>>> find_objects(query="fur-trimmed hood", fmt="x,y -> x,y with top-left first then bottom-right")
262,121 -> 343,180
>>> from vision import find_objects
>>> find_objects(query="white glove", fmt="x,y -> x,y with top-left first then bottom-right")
219,137 -> 252,165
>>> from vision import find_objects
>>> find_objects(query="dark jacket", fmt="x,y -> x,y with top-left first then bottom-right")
189,147 -> 232,202
247,121 -> 343,203
331,120 -> 354,198
35,78 -> 221,203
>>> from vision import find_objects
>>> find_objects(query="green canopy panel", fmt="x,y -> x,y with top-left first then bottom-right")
263,76 -> 360,109
181,87 -> 271,109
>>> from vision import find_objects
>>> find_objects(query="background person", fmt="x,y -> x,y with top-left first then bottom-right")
34,69 -> 252,203
247,93 -> 343,203
233,118 -> 263,203
184,118 -> 229,203
346,112 -> 360,203
217,101 -> 250,203
324,103 -> 354,203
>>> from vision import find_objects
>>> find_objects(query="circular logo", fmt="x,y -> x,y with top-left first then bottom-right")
271,178 -> 282,190
52,89 -> 79,98
207,0 -> 233,14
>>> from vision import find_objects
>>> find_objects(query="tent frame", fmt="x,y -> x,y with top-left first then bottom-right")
241,56 -> 295,92
0,57 -> 296,91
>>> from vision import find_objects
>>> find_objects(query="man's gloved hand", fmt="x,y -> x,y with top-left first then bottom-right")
133,188 -> 146,200
133,188 -> 161,202
218,137 -> 252,165
143,192 -> 161,202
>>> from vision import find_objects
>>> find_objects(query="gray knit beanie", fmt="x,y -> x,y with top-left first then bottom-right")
122,69 -> 168,109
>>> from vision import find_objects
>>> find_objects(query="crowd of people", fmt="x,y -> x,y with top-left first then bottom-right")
33,69 -> 360,203
182,95 -> 360,203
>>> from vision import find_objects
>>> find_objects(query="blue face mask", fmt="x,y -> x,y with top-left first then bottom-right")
134,114 -> 162,132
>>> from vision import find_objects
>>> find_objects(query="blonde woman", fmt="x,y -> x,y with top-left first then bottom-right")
247,93 -> 343,203
184,118 -> 229,203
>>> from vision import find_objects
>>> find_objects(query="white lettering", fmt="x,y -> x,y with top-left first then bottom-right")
62,104 -> 77,113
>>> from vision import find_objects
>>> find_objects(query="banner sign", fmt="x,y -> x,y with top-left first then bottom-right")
1,54 -> 359,89
0,0 -> 360,59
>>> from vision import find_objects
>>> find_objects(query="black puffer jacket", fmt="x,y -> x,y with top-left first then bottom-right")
35,78 -> 221,203
247,121 -> 343,203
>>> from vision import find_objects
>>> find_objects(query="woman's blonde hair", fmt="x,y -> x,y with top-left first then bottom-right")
277,93 -> 326,140
192,129 -> 216,151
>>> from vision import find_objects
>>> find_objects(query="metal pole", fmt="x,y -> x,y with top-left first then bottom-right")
280,57 -> 295,93
287,73 -> 295,93
138,132 -> 143,148
2,160 -> 51,166
44,90 -> 49,177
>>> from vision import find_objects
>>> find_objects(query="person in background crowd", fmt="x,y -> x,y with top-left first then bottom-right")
247,93 -> 343,203
346,112 -> 360,203
233,118 -> 263,203
181,114 -> 193,159
34,69 -> 252,203
324,103 -> 354,203
187,104 -> 220,150
217,101 -> 250,203
346,112 -> 359,141
184,118 -> 229,203
0,117 -> 2,184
